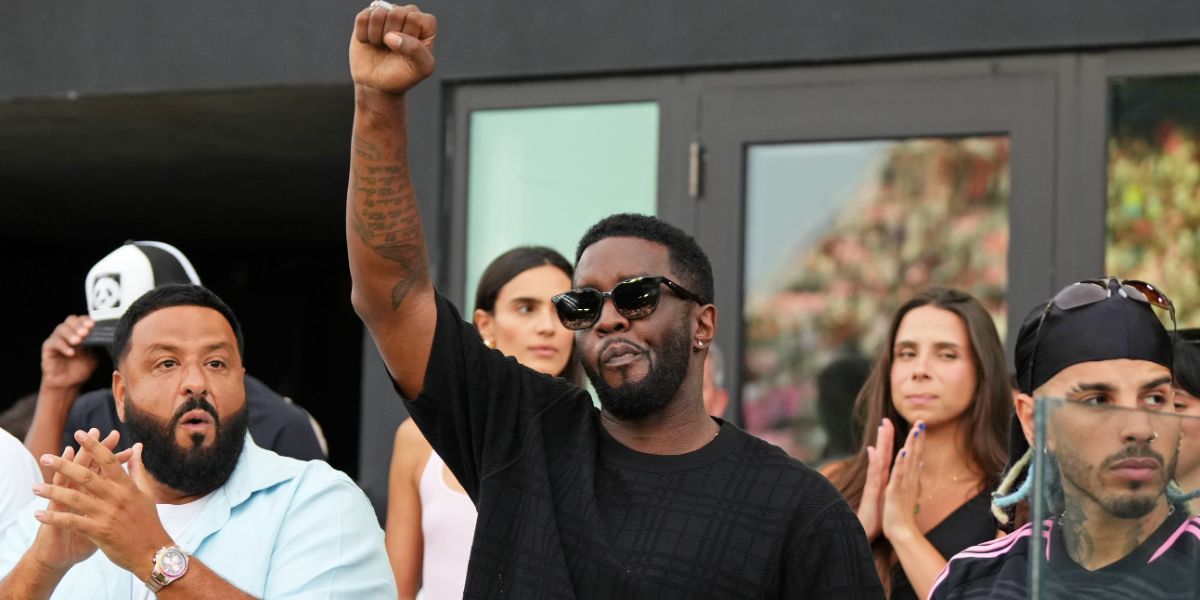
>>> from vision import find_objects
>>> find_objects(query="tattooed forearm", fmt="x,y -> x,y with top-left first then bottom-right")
390,257 -> 429,309
349,133 -> 429,310
352,135 -> 383,161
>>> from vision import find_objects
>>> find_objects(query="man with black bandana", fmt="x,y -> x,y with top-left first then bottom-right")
930,278 -> 1200,599
344,4 -> 882,598
0,284 -> 394,598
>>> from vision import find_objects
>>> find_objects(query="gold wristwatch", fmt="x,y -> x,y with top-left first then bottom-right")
146,545 -> 189,592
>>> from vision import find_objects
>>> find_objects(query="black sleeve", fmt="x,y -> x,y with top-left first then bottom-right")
243,375 -> 327,462
785,495 -> 886,600
927,569 -> 952,600
400,291 -> 583,503
926,554 -> 1000,600
261,409 -> 326,461
63,389 -> 126,452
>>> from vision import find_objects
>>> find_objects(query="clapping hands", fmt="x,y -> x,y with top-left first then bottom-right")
31,430 -> 172,580
855,418 -> 926,543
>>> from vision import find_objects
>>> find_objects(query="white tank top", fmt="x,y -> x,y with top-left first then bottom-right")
416,450 -> 477,600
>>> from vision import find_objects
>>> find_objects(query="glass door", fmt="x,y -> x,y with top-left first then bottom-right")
697,65 -> 1058,462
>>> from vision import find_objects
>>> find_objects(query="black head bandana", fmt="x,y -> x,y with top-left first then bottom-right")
1006,278 -> 1173,463
1015,279 -> 1173,395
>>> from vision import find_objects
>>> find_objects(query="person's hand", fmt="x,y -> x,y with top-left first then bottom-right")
28,429 -> 131,573
32,430 -> 164,579
856,417 -> 894,541
349,3 -> 437,95
40,316 -> 98,393
882,420 -> 925,544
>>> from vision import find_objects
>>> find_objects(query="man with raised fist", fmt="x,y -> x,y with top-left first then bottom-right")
347,5 -> 881,598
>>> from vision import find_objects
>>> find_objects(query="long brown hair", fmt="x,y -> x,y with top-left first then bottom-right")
830,287 -> 1010,509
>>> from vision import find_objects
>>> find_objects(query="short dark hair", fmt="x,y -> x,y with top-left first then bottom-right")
110,284 -> 245,367
1177,334 -> 1200,398
575,213 -> 714,305
817,354 -> 871,458
474,246 -> 574,313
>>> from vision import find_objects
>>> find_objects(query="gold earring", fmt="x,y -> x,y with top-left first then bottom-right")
484,339 -> 495,349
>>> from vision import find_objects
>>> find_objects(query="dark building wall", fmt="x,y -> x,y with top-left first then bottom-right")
7,2 -> 1200,100
7,0 -> 1199,270
7,1 -> 1200,266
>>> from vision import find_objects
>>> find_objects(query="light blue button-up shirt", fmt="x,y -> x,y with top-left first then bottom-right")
0,435 -> 397,599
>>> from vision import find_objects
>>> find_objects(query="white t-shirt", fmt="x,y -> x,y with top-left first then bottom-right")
0,427 -> 41,532
128,492 -> 215,600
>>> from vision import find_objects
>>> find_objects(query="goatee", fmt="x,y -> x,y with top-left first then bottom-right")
582,317 -> 692,420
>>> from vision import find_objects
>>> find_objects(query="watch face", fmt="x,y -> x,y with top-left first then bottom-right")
160,549 -> 188,578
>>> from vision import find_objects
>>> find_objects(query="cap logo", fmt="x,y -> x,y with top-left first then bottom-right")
90,273 -> 122,311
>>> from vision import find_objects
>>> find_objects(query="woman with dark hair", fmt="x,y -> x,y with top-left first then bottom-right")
822,287 -> 1010,600
385,246 -> 577,599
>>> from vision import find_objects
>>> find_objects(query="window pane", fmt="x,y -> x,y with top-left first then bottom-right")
742,138 -> 1010,462
1108,76 -> 1200,327
466,103 -> 658,308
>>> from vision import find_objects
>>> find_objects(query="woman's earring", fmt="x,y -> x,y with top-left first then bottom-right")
484,339 -> 495,349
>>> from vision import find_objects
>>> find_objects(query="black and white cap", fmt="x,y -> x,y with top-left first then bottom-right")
82,241 -> 201,347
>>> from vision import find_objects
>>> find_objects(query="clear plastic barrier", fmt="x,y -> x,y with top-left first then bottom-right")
1029,398 -> 1200,598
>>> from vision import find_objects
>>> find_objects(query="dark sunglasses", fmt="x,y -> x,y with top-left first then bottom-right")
551,275 -> 705,331
1025,277 -> 1175,393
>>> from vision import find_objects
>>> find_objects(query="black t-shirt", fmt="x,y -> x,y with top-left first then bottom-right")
63,374 -> 326,461
402,293 -> 884,599
929,506 -> 1200,599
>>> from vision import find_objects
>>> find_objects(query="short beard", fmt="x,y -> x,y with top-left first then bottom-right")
1054,442 -> 1178,520
123,394 -> 248,497
582,317 -> 692,421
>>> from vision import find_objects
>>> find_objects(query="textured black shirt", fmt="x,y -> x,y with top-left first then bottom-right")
402,293 -> 883,599
930,507 -> 1200,599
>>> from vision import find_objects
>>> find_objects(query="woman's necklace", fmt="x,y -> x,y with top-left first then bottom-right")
915,470 -> 977,516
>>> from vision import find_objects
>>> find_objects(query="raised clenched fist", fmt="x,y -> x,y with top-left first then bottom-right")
349,3 -> 437,95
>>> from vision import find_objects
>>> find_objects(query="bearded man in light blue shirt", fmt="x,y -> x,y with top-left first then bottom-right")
0,284 -> 395,599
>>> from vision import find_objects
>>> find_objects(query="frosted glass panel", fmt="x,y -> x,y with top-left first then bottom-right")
742,137 -> 1010,463
465,103 -> 658,308
1108,76 -> 1200,328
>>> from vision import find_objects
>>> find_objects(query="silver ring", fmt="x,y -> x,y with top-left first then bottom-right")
369,0 -> 394,11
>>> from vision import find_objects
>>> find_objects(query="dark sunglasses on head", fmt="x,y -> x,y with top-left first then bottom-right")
1024,277 -> 1175,393
1047,278 -> 1172,313
551,275 -> 705,331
